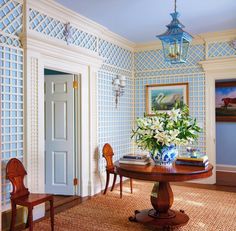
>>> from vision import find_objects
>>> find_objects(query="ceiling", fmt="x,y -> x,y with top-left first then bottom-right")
56,0 -> 236,43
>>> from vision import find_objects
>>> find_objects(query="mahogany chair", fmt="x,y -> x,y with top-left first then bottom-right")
6,158 -> 54,231
102,143 -> 133,198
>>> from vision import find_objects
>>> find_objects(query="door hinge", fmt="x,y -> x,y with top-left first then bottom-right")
73,178 -> 78,186
73,80 -> 78,89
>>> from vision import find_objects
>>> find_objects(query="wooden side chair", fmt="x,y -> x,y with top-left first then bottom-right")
6,158 -> 54,231
102,143 -> 133,198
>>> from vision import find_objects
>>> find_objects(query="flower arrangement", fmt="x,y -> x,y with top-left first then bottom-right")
131,104 -> 201,163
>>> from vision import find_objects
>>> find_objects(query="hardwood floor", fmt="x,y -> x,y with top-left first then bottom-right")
45,195 -> 83,216
216,171 -> 236,187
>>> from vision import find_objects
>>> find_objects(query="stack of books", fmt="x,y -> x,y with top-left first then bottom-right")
119,154 -> 151,165
175,153 -> 209,167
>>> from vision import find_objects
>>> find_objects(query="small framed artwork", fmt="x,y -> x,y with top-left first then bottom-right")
216,81 -> 236,122
145,83 -> 189,115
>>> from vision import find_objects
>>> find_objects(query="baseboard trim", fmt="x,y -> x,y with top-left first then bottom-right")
1,206 -> 26,231
216,164 -> 236,173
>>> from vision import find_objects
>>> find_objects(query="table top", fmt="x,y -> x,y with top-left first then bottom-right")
115,161 -> 213,182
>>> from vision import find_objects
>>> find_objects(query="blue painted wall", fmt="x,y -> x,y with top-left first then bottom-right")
216,122 -> 236,165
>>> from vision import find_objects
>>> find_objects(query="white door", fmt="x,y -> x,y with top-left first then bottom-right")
45,74 -> 75,195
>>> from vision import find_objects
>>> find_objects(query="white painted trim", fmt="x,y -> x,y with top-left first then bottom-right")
200,57 -> 236,71
88,66 -> 101,195
20,31 -> 103,68
102,63 -> 132,74
27,0 -> 135,51
21,2 -> 104,217
199,57 -> 236,184
200,29 -> 236,43
216,164 -> 236,173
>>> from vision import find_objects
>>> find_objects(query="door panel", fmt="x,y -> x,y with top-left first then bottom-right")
45,74 -> 74,195
53,101 -> 67,140
53,151 -> 67,185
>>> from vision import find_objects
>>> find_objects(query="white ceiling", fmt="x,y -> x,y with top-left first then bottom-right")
56,0 -> 236,43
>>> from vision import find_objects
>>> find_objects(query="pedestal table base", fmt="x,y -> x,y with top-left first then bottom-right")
129,209 -> 189,230
129,182 -> 189,230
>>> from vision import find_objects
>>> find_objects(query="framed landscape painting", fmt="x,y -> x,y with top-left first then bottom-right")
146,83 -> 189,115
216,81 -> 236,122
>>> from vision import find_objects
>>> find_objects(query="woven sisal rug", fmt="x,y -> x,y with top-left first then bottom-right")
31,181 -> 236,231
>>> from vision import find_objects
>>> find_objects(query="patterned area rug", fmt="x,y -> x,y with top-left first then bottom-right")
32,181 -> 236,231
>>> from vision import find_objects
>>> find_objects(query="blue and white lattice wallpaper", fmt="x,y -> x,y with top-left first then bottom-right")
134,42 -> 235,158
1,0 -> 236,209
134,45 -> 206,155
0,0 -> 24,208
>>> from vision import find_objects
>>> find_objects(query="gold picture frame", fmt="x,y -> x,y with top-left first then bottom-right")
146,83 -> 189,115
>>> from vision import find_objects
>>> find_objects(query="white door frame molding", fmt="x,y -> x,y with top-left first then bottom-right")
200,57 -> 236,184
21,31 -> 103,217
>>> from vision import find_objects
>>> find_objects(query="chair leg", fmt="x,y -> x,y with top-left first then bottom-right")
25,211 -> 29,228
103,171 -> 110,195
130,178 -> 133,194
50,199 -> 54,231
10,201 -> 17,231
28,207 -> 33,231
119,175 -> 123,198
111,173 -> 117,191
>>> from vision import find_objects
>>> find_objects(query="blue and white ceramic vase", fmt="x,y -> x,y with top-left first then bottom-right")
150,145 -> 178,166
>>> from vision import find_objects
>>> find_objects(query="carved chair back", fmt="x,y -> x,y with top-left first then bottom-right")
102,143 -> 115,171
6,158 -> 29,200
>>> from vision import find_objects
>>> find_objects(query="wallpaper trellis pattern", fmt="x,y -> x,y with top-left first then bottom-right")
134,72 -> 206,154
134,41 -> 235,155
97,39 -> 133,172
97,69 -> 133,172
134,45 -> 206,154
208,41 -> 236,58
0,0 -> 22,35
134,45 -> 205,72
0,37 -> 24,208
29,9 -> 97,51
98,39 -> 133,71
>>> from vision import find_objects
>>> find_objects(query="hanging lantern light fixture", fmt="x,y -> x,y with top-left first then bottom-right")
157,0 -> 193,64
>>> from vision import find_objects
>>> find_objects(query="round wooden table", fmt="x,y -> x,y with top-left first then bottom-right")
115,161 -> 213,230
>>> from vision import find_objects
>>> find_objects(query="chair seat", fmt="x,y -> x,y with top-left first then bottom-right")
15,193 -> 53,207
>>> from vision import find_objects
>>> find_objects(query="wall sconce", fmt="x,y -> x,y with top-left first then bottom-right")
112,75 -> 126,108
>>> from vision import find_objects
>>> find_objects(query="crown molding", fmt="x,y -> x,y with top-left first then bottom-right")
199,57 -> 236,73
27,0 -> 135,51
199,29 -> 236,43
134,29 -> 236,52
